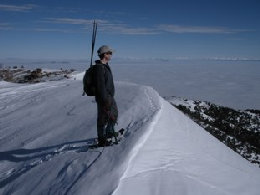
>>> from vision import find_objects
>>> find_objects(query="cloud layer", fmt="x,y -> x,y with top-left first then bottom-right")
0,3 -> 251,35
44,17 -> 248,35
156,24 -> 248,34
0,23 -> 12,30
0,4 -> 36,12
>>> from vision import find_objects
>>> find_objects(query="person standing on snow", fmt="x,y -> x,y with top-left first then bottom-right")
95,45 -> 118,146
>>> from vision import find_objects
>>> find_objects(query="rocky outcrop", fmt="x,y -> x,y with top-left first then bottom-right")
0,68 -> 75,83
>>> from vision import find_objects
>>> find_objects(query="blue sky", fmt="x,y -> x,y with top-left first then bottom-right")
0,0 -> 260,61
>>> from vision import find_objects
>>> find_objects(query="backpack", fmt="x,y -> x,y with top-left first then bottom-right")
83,65 -> 97,96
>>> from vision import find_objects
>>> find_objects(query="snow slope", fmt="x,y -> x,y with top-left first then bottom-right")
1,77 -> 260,195
0,79 -> 161,194
113,99 -> 260,195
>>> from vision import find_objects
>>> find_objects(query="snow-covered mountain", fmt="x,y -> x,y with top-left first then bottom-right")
165,96 -> 260,166
0,76 -> 260,195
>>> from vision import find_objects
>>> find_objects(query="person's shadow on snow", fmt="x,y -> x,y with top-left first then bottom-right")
0,138 -> 96,162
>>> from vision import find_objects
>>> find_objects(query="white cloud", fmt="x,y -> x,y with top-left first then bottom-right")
41,18 -> 250,35
157,24 -> 248,34
99,23 -> 159,35
0,4 -> 36,12
45,18 -> 158,35
206,57 -> 260,61
45,18 -> 108,25
114,27 -> 158,35
34,28 -> 79,33
0,23 -> 12,30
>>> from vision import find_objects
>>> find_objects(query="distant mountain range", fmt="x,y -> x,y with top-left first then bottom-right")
165,96 -> 260,167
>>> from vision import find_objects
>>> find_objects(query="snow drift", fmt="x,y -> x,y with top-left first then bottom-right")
0,77 -> 260,195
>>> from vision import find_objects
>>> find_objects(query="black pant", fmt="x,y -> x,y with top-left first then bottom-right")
96,96 -> 118,141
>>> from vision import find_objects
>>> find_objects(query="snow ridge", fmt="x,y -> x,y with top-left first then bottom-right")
112,88 -> 163,195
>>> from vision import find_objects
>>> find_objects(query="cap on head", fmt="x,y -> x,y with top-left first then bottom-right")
97,45 -> 114,56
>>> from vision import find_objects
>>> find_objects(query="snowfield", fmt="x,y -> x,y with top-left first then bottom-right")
0,77 -> 260,195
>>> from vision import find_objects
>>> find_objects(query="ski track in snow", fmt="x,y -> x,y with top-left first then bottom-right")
0,139 -> 96,189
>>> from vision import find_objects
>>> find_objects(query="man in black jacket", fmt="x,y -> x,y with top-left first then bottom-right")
95,45 -> 118,146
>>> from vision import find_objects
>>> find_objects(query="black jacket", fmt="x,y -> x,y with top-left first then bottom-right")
95,60 -> 115,104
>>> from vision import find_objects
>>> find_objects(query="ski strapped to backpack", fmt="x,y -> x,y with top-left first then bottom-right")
90,20 -> 97,66
83,20 -> 98,96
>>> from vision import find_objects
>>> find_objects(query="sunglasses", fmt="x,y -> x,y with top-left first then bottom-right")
105,51 -> 113,55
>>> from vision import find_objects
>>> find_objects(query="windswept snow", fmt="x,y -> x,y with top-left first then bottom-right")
0,77 -> 260,195
113,99 -> 260,195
